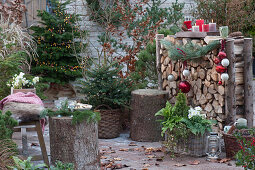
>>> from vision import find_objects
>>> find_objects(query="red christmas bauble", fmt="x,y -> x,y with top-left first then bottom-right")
218,81 -> 222,85
214,58 -> 221,64
216,65 -> 227,73
179,81 -> 191,93
218,52 -> 227,60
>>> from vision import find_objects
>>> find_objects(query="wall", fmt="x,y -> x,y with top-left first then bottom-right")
65,0 -> 195,59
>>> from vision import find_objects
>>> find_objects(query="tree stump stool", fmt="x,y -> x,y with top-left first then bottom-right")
130,89 -> 168,142
49,117 -> 100,170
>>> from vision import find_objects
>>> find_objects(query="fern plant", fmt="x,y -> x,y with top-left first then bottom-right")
181,115 -> 213,136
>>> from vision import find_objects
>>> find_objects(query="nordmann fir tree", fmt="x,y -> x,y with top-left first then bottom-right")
30,0 -> 87,84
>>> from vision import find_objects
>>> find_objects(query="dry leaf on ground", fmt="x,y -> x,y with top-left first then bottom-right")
129,142 -> 137,146
143,164 -> 151,167
100,156 -> 107,159
174,163 -> 186,167
119,148 -> 129,151
147,155 -> 156,158
114,158 -> 122,161
219,158 -> 231,163
189,160 -> 200,165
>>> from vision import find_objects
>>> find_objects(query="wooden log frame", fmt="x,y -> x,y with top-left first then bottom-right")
156,34 -> 164,90
225,38 -> 236,125
243,38 -> 254,128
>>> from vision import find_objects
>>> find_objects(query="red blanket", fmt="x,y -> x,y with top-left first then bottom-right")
0,92 -> 44,110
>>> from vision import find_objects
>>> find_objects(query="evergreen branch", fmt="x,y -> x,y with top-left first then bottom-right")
161,39 -> 220,61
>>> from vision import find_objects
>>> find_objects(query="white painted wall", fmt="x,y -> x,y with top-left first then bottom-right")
65,0 -> 195,60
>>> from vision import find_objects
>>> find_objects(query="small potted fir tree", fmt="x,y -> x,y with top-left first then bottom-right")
79,63 -> 131,139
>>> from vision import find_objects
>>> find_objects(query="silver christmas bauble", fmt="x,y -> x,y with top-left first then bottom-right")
182,69 -> 190,77
221,73 -> 229,81
221,58 -> 229,67
168,74 -> 175,82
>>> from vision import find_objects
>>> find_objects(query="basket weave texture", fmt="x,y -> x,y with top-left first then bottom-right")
96,105 -> 121,139
223,133 -> 253,158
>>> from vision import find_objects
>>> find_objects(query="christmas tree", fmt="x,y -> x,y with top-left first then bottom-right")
30,0 -> 86,84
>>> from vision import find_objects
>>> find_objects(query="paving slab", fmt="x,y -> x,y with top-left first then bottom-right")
12,126 -> 242,170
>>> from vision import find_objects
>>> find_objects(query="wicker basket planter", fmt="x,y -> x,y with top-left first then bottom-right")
96,105 -> 121,139
223,133 -> 253,158
168,131 -> 209,157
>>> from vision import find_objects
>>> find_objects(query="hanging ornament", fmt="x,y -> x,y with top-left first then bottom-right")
182,69 -> 190,77
218,52 -> 227,60
221,73 -> 229,81
168,74 -> 175,82
218,81 -> 222,85
216,65 -> 227,73
221,58 -> 229,67
213,58 -> 221,65
179,81 -> 191,93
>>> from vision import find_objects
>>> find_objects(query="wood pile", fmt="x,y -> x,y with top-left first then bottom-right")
160,35 -> 226,131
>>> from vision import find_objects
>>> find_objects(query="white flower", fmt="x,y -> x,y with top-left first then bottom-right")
188,106 -> 205,119
19,72 -> 25,77
194,106 -> 202,111
32,77 -> 39,84
6,83 -> 11,87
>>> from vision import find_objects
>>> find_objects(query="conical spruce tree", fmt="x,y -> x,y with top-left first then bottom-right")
30,0 -> 86,84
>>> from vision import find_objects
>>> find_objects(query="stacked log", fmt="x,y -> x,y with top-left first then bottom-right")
230,32 -> 245,115
160,35 -> 225,131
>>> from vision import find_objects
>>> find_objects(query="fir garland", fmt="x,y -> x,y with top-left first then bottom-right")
161,40 -> 221,61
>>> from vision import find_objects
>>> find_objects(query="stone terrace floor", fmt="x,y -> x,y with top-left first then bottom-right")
11,80 -> 255,169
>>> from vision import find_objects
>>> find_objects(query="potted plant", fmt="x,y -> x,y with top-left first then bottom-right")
41,101 -> 100,169
234,128 -> 255,169
224,122 -> 255,159
7,72 -> 40,93
79,63 -> 131,138
155,92 -> 214,156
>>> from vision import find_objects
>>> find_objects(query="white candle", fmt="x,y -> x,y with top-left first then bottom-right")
209,21 -> 216,32
192,25 -> 199,32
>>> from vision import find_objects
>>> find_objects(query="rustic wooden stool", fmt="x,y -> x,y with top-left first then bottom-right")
3,89 -> 49,166
13,120 -> 49,166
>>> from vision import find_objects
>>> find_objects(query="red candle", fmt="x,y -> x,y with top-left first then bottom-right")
202,24 -> 209,32
184,21 -> 192,30
196,19 -> 204,32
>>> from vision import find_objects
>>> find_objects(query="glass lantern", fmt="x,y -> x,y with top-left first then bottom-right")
205,132 -> 221,160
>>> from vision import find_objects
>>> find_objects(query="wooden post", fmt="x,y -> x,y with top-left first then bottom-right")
225,38 -> 236,125
49,117 -> 100,170
156,34 -> 164,90
243,38 -> 254,128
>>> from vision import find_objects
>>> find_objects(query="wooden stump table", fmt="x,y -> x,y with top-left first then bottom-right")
130,89 -> 168,142
49,117 -> 100,170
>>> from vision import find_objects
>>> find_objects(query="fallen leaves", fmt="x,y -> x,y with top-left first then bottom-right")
174,163 -> 186,167
189,160 -> 200,165
129,142 -> 137,146
218,158 -> 231,163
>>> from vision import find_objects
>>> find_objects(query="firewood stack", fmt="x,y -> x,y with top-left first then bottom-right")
229,32 -> 245,116
160,35 -> 226,131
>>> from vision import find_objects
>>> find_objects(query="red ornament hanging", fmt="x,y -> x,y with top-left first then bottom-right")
218,81 -> 222,85
179,81 -> 191,93
213,58 -> 221,64
218,52 -> 227,60
215,65 -> 227,73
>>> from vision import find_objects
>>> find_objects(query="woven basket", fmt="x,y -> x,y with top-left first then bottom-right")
223,132 -> 253,158
95,105 -> 121,139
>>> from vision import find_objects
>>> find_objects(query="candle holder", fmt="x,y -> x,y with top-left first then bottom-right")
219,26 -> 229,38
205,132 -> 221,160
